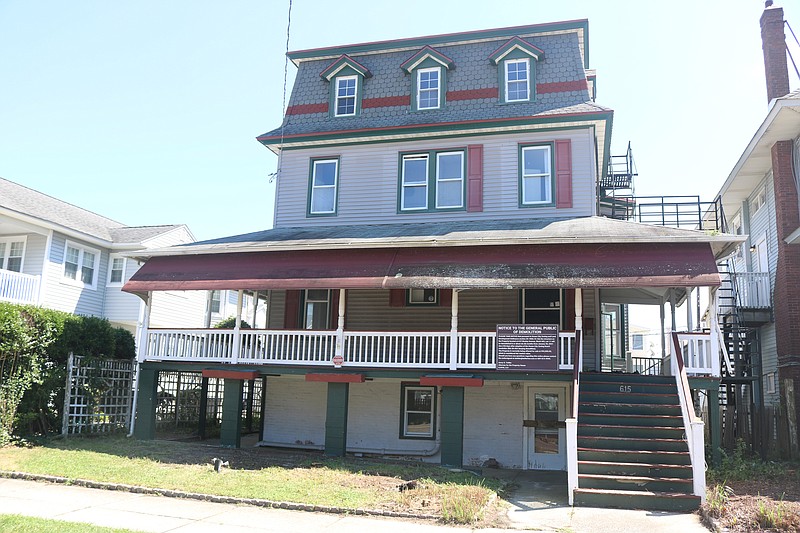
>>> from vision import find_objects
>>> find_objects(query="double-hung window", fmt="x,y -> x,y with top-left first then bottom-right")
505,58 -> 530,102
63,241 -> 99,289
400,383 -> 436,439
108,255 -> 126,285
417,67 -> 440,110
0,237 -> 25,272
303,289 -> 330,330
335,76 -> 357,117
520,144 -> 554,206
308,158 -> 339,216
400,150 -> 465,212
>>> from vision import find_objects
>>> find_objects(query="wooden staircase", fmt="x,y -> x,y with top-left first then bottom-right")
573,373 -> 701,512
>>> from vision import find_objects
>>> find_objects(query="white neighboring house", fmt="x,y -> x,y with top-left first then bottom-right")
0,177 -> 251,339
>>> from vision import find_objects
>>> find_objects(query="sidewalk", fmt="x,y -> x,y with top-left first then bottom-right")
0,476 -> 711,533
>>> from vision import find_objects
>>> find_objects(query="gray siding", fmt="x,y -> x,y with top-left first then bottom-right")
42,232 -> 108,317
274,129 -> 596,228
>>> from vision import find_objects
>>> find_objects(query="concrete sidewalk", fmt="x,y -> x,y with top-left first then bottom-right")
0,476 -> 711,533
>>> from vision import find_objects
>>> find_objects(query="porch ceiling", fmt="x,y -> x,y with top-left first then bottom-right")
123,241 -> 720,295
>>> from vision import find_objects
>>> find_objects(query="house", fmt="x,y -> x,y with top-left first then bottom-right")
124,19 -> 743,510
0,177 -> 253,338
712,2 -> 800,455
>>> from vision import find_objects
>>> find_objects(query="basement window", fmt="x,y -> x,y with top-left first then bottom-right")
400,383 -> 436,439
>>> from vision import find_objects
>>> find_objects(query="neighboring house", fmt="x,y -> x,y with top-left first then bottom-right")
0,177 -> 247,338
713,3 -> 800,445
124,19 -> 742,510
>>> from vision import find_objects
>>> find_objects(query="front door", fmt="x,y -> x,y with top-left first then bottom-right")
526,387 -> 566,470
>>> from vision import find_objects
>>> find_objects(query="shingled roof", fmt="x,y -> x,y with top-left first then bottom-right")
258,20 -> 610,145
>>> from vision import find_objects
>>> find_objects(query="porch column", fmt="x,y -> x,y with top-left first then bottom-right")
708,385 -> 722,466
440,386 -> 464,467
449,289 -> 459,371
325,382 -> 349,456
129,292 -> 152,437
198,377 -> 209,439
670,289 -> 677,332
686,287 -> 693,331
574,288 -> 583,331
220,378 -> 244,448
660,299 -> 667,368
133,367 -> 158,440
232,290 -> 244,364
335,289 -> 346,364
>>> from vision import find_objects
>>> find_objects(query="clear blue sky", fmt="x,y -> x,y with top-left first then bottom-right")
1,1 -> 797,242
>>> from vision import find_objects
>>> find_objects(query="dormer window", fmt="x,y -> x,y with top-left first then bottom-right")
401,46 -> 454,112
320,54 -> 372,119
489,37 -> 544,104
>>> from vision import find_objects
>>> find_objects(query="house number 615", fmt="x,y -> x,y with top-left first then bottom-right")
619,385 -> 632,393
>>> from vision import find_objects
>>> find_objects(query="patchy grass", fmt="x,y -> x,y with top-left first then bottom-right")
0,514 -> 143,533
0,436 -> 503,524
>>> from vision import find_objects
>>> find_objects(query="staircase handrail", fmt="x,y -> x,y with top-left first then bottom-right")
671,332 -> 706,503
712,316 -> 734,377
566,330 -> 582,506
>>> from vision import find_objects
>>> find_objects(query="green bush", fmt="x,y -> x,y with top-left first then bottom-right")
0,303 -> 136,441
214,316 -> 251,329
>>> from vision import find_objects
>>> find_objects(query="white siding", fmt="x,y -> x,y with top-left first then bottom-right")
20,233 -> 47,276
262,376 -> 327,447
463,382 -> 524,468
149,291 -> 208,329
142,226 -> 194,248
274,128 -> 596,228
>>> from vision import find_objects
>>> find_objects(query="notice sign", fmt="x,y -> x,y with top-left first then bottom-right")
496,324 -> 559,371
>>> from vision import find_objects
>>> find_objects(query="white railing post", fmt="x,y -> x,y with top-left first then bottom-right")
566,418 -> 578,505
691,420 -> 706,502
335,289 -> 345,367
449,289 -> 459,371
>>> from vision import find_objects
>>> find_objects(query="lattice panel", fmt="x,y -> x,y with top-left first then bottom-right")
63,354 -> 135,435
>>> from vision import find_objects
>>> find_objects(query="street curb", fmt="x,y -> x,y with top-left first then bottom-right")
0,470 -> 440,521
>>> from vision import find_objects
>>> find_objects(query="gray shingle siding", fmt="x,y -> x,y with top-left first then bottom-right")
265,33 -> 593,138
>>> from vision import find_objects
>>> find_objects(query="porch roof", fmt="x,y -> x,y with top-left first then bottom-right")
123,239 -> 722,295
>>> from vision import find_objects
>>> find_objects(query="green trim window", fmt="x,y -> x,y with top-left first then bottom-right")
408,288 -> 438,305
334,76 -> 358,117
308,158 -> 339,216
417,67 -> 441,110
519,144 -> 554,206
400,150 -> 465,212
505,58 -> 530,102
400,383 -> 436,439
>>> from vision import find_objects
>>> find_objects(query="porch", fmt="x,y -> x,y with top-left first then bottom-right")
0,268 -> 40,305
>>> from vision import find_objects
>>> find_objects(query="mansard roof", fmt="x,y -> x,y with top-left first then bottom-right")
259,19 -> 606,147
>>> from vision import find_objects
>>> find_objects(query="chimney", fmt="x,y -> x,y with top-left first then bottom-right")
761,1 -> 790,102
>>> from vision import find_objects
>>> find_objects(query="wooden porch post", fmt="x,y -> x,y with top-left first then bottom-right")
129,292 -> 152,437
133,366 -> 158,440
449,290 -> 459,371
575,288 -> 582,369
335,289 -> 346,366
232,290 -> 243,364
440,386 -> 465,467
660,298 -> 667,362
220,378 -> 244,448
325,382 -> 349,456
708,385 -> 722,467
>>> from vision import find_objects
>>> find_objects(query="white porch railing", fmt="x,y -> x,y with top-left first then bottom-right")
144,328 -> 577,370
731,272 -> 771,308
667,331 -> 720,377
0,269 -> 40,305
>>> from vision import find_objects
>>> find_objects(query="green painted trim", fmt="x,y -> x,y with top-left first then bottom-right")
497,57 -> 535,104
708,387 -> 721,467
490,41 -> 543,65
260,111 -> 612,149
320,55 -> 372,81
220,378 -> 244,448
328,74 -> 364,119
399,382 -> 437,440
288,20 -> 589,63
325,382 -> 349,456
397,148 -> 466,214
600,113 -> 613,186
400,47 -> 455,73
133,368 -> 158,440
306,156 -> 340,218
440,386 -> 464,467
410,65 -> 446,112
518,142 -> 555,208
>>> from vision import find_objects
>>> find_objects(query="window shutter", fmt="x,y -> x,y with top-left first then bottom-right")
439,289 -> 453,307
389,289 -> 406,307
284,290 -> 302,329
555,139 -> 572,208
467,144 -> 483,212
329,289 -> 341,329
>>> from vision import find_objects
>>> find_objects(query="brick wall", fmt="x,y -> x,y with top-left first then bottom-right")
761,5 -> 790,102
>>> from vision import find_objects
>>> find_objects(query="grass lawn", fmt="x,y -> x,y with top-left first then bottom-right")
0,514 -> 143,533
0,436 -> 504,524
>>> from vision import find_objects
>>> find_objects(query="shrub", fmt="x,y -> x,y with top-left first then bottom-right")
214,316 -> 251,329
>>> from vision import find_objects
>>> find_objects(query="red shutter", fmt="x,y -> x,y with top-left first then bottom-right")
563,289 -> 576,331
328,289 -> 341,329
284,290 -> 302,329
389,289 -> 406,307
555,139 -> 572,209
467,144 -> 483,212
439,289 -> 453,307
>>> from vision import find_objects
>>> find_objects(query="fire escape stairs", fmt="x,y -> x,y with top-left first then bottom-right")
574,373 -> 700,512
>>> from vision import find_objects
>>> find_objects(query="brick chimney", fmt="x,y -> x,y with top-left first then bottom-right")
761,1 -> 790,102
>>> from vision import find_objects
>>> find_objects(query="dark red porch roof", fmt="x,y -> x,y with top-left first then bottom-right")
123,242 -> 720,294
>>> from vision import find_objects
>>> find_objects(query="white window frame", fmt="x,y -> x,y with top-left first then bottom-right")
401,384 -> 436,439
752,187 -> 766,213
303,289 -> 331,330
631,334 -> 644,351
107,254 -> 127,286
765,372 -> 776,394
309,158 -> 339,215
401,154 -> 430,211
408,288 -> 438,305
521,145 -> 553,205
210,290 -> 222,314
505,58 -> 530,102
0,235 -> 26,273
416,67 -> 441,110
434,151 -> 464,209
62,240 -> 100,290
334,75 -> 358,117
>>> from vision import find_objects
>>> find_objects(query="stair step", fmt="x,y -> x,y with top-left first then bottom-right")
579,412 -> 684,427
580,372 -> 675,385
578,447 -> 691,465
579,401 -> 681,416
580,391 -> 680,405
578,435 -> 688,452
578,460 -> 693,478
579,381 -> 676,394
573,488 -> 701,512
578,473 -> 693,493
578,423 -> 685,439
